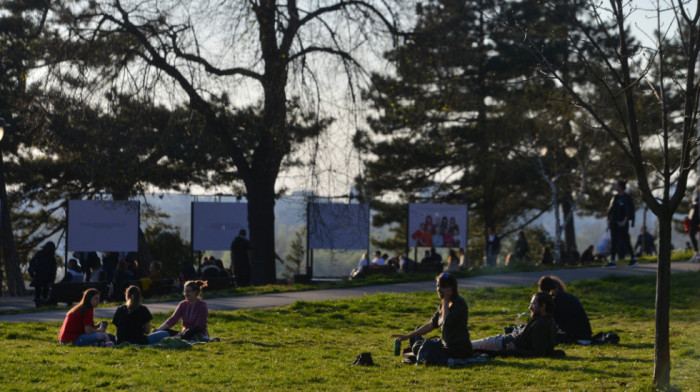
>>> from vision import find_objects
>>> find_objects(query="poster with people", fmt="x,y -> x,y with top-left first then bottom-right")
191,202 -> 248,251
407,203 -> 467,248
67,200 -> 140,252
308,203 -> 370,250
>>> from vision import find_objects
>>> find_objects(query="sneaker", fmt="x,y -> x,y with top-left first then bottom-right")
691,253 -> 700,262
628,259 -> 638,267
603,262 -> 617,268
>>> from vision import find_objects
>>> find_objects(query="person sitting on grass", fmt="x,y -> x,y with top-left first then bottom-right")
538,275 -> 592,344
152,280 -> 210,341
471,292 -> 557,357
58,288 -> 110,346
112,285 -> 170,345
391,273 -> 473,365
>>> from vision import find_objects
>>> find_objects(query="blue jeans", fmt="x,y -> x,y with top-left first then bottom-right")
147,331 -> 170,345
71,332 -> 108,346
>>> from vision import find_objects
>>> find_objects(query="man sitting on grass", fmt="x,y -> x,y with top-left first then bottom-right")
471,292 -> 557,357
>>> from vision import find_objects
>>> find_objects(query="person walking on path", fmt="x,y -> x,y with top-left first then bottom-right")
605,180 -> 637,267
485,227 -> 501,267
230,229 -> 252,286
688,182 -> 700,262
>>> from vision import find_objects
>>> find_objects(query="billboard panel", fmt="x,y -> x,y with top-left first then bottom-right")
192,202 -> 248,251
309,203 -> 369,250
407,203 -> 467,248
67,200 -> 140,252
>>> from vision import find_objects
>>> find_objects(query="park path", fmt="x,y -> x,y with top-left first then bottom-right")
1,262 -> 698,323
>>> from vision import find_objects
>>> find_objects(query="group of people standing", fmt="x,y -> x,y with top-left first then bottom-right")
391,274 -> 592,365
58,280 -> 211,346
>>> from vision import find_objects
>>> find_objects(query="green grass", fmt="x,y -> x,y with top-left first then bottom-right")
1,272 -> 699,391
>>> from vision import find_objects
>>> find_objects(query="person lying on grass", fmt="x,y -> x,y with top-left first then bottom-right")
153,280 -> 210,341
471,292 -> 557,357
58,288 -> 110,346
538,275 -> 592,344
112,285 -> 170,345
391,273 -> 473,365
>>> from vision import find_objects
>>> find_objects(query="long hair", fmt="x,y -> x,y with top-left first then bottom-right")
125,285 -> 142,313
538,275 -> 567,294
184,280 -> 208,299
69,288 -> 100,317
436,273 -> 459,298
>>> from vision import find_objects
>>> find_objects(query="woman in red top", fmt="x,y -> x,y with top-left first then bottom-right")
58,288 -> 109,346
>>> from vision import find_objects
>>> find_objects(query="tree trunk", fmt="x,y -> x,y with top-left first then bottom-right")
561,197 -> 578,258
137,227 -> 153,277
653,213 -> 672,389
247,176 -> 277,285
0,155 -> 27,296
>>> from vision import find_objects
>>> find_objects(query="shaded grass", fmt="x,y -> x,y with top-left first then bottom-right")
1,272 -> 699,391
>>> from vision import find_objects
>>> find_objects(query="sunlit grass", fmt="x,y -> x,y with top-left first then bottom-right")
1,272 -> 698,391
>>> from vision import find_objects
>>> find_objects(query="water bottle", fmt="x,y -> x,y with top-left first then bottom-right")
394,338 -> 401,356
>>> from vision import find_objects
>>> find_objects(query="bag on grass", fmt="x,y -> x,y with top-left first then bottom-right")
591,332 -> 620,345
351,352 -> 374,366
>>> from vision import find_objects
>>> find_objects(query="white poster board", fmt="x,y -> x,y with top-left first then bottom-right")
408,203 -> 468,248
192,202 -> 248,251
309,203 -> 370,250
67,200 -> 140,252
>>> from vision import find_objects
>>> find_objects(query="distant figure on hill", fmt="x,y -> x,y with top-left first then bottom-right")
689,182 -> 700,262
580,245 -> 595,264
29,241 -> 57,307
485,227 -> 500,267
538,276 -> 592,344
514,231 -> 529,261
458,248 -> 469,270
445,249 -> 460,272
371,250 -> 385,266
60,259 -> 84,283
350,253 -> 370,279
540,246 -> 553,265
605,180 -> 637,267
471,292 -> 557,357
419,250 -> 432,264
230,229 -> 251,286
634,227 -> 656,256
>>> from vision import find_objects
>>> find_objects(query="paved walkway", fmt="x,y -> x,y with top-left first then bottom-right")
1,262 -> 698,323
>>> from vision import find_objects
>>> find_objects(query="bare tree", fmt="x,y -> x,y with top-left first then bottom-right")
56,0 -> 405,284
503,0 -> 700,388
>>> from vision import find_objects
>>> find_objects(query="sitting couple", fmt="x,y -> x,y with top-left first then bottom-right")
59,280 -> 211,346
391,273 -> 558,365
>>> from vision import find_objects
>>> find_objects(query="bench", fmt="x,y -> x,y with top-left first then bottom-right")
414,263 -> 443,273
142,278 -> 178,298
46,282 -> 109,306
353,265 -> 396,279
203,276 -> 238,291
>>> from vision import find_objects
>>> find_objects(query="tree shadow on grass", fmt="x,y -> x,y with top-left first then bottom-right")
209,313 -> 264,323
613,343 -> 654,350
226,340 -> 282,348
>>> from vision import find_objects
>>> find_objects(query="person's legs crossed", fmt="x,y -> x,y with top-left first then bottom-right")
72,332 -> 108,346
147,331 -> 170,345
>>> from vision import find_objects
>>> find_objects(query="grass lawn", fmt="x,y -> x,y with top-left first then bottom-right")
1,272 -> 698,391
